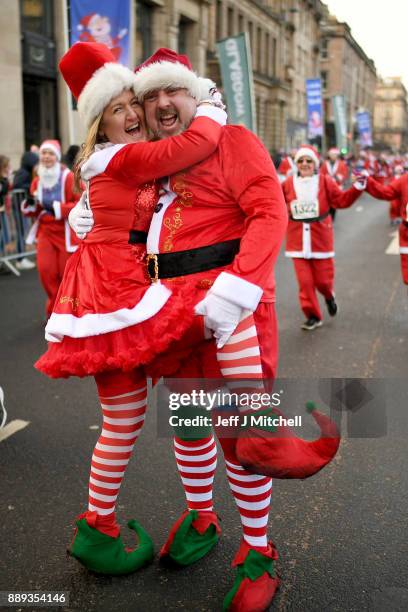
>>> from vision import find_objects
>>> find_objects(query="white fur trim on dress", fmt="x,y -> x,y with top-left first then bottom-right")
53,201 -> 62,220
134,61 -> 213,102
78,63 -> 137,128
81,144 -> 126,180
45,281 -> 172,342
210,272 -> 263,311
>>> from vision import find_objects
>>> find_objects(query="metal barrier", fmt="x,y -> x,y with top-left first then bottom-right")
0,189 -> 36,277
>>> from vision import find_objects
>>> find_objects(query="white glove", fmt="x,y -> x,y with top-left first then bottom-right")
68,191 -> 94,239
352,174 -> 367,191
195,293 -> 243,349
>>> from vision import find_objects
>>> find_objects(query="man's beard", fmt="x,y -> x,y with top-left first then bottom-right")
151,108 -> 194,140
38,163 -> 61,189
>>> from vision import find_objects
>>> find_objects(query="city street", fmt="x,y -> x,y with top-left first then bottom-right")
1,192 -> 407,612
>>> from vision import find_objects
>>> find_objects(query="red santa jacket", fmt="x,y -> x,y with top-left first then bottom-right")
320,159 -> 348,186
366,175 -> 408,253
103,125 -> 288,307
282,173 -> 363,258
26,166 -> 80,252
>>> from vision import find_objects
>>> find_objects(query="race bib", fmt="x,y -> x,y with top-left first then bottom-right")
290,199 -> 319,220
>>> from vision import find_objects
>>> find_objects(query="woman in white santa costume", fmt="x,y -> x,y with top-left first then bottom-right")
282,145 -> 366,330
22,140 -> 80,317
35,41 -> 228,575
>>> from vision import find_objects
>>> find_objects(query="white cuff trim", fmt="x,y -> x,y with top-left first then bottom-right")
45,281 -> 171,342
285,250 -> 335,259
210,272 -> 263,311
195,106 -> 227,126
53,201 -> 62,220
399,246 -> 408,254
81,144 -> 126,180
353,181 -> 366,191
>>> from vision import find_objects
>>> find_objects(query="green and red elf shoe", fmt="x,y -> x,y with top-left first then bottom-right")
223,540 -> 280,612
236,402 -> 340,479
68,511 -> 154,575
159,509 -> 221,566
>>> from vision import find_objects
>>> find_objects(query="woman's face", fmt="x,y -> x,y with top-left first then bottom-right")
40,149 -> 58,168
297,157 -> 315,178
99,90 -> 147,144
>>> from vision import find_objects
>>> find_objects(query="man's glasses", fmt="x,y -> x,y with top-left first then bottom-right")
297,158 -> 314,164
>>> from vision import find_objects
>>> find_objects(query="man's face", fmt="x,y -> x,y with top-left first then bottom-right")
143,87 -> 197,139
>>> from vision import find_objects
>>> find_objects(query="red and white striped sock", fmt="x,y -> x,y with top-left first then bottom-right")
216,312 -> 263,380
174,436 -> 217,511
89,373 -> 147,517
225,458 -> 272,549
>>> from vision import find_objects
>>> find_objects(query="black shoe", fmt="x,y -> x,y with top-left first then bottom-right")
301,317 -> 323,331
325,296 -> 338,317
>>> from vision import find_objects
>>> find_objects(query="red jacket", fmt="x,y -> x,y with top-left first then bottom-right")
105,125 -> 288,306
26,167 -> 80,252
366,175 -> 408,252
282,173 -> 362,258
320,159 -> 349,186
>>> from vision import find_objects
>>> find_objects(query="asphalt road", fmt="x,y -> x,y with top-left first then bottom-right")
1,192 -> 407,612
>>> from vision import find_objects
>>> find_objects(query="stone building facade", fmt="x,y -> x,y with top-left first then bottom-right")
373,78 -> 408,152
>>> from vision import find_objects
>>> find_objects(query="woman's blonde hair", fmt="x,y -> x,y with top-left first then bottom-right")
74,112 -> 105,192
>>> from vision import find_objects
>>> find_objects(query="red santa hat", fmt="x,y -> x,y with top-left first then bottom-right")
294,145 -> 320,167
328,147 -> 340,156
59,42 -> 136,128
77,13 -> 100,31
39,139 -> 61,160
134,47 -> 215,103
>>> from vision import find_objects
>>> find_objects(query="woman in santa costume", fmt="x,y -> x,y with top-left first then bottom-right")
282,145 -> 366,330
364,172 -> 408,285
22,140 -> 80,317
35,41 -> 228,576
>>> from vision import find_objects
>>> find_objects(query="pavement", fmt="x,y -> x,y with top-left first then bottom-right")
0,193 -> 407,611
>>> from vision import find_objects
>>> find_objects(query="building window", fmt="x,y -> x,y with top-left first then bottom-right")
272,37 -> 277,77
136,1 -> 153,63
321,70 -> 328,91
257,27 -> 263,73
227,6 -> 234,36
216,0 -> 222,41
238,13 -> 244,34
321,38 -> 328,59
20,0 -> 54,38
178,16 -> 194,56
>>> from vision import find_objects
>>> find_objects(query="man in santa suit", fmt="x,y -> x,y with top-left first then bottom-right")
277,148 -> 297,182
22,140 -> 80,317
364,172 -> 408,286
320,147 -> 349,188
71,48 -> 288,610
282,145 -> 366,330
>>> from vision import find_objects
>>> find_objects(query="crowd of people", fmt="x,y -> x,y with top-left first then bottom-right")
2,40 -> 407,611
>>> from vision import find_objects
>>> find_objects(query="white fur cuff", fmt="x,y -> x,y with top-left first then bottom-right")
210,272 -> 263,311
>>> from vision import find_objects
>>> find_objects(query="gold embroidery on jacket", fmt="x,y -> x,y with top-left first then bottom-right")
162,173 -> 193,252
59,296 -> 80,310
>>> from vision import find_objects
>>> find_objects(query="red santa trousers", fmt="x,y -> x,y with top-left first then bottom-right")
37,227 -> 71,317
292,258 -> 335,320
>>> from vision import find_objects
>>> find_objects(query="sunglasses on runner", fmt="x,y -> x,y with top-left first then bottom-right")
296,157 -> 314,164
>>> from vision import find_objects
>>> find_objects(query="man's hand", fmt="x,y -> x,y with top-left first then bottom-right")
195,293 -> 243,349
68,191 -> 94,239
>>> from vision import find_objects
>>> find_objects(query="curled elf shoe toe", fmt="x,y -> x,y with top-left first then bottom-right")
159,509 -> 221,566
223,540 -> 280,612
68,511 -> 154,575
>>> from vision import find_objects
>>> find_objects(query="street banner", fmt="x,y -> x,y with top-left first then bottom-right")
216,33 -> 256,132
332,94 -> 348,151
306,78 -> 324,139
69,0 -> 131,65
356,111 -> 373,147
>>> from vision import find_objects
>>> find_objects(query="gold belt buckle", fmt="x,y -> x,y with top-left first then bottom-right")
146,253 -> 159,283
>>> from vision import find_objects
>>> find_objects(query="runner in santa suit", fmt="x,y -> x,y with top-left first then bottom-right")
282,145 -> 366,330
21,140 -> 80,317
365,172 -> 408,285
388,165 -> 404,226
77,49 -> 339,611
34,42 -> 227,576
320,147 -> 349,187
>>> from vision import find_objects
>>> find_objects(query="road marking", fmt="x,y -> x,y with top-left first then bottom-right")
0,419 -> 30,442
386,231 -> 399,255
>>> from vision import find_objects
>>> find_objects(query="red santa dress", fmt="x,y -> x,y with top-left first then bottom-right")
35,113 -> 224,378
282,173 -> 363,320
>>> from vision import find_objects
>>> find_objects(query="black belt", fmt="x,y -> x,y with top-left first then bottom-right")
290,210 -> 331,224
129,230 -> 147,244
146,239 -> 241,282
